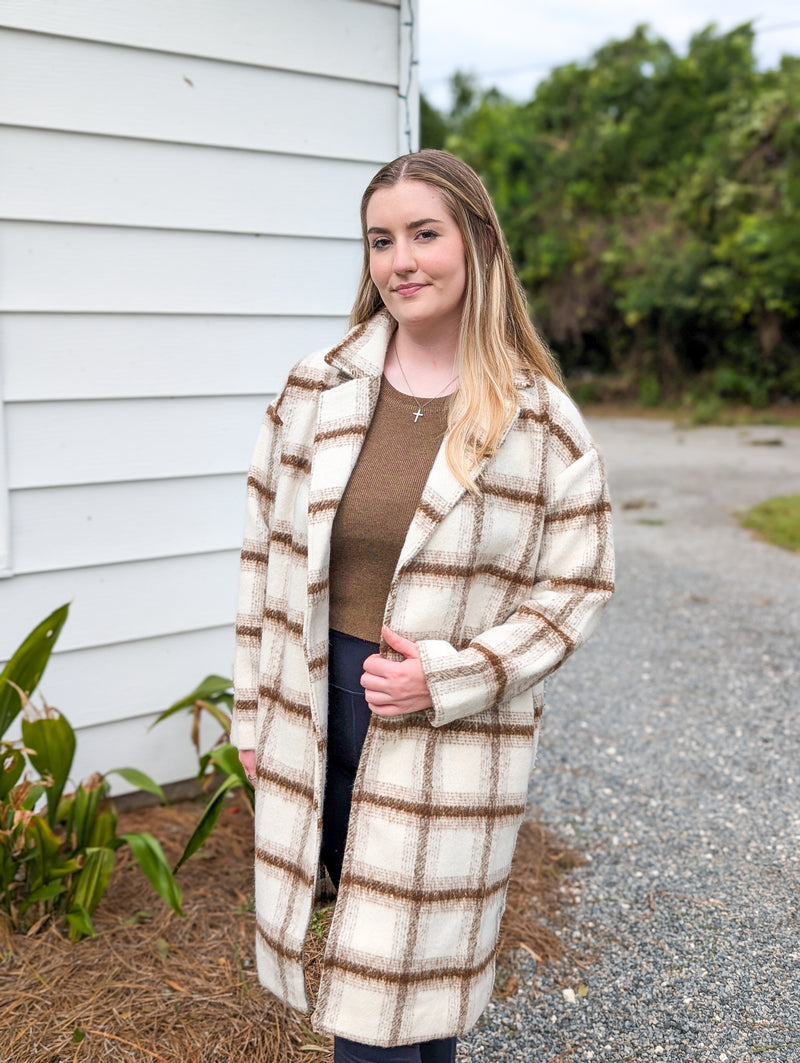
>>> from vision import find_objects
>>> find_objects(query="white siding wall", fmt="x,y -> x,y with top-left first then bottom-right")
0,0 -> 418,788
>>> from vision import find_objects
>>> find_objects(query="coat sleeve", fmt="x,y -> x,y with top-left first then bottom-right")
230,403 -> 282,750
417,437 -> 614,728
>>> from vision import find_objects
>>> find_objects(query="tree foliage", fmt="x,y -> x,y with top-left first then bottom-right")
423,24 -> 800,401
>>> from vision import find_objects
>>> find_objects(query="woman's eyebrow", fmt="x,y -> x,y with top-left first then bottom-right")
366,217 -> 443,235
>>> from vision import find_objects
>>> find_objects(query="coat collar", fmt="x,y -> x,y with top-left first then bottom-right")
325,309 -> 538,391
312,309 -> 533,576
324,310 -> 395,381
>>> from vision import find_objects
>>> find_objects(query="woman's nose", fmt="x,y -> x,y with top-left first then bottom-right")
392,239 -> 416,274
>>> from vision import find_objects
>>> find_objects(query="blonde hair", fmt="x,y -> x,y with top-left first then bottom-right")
350,149 -> 564,492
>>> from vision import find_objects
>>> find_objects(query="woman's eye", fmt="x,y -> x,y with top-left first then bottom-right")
417,229 -> 438,241
371,237 -> 391,250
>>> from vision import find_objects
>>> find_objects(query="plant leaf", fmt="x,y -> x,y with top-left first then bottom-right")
66,904 -> 97,941
107,768 -> 167,804
87,808 -> 117,850
0,744 -> 25,799
22,712 -> 76,829
0,604 -> 70,738
171,774 -> 240,873
151,675 -> 233,726
209,742 -> 254,809
121,832 -> 184,916
70,846 -> 116,918
195,698 -> 233,733
24,815 -> 63,891
208,742 -> 249,782
65,780 -> 108,852
18,878 -> 67,916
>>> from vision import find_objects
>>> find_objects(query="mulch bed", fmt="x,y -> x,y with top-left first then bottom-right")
0,792 -> 582,1063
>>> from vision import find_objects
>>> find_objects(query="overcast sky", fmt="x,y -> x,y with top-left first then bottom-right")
418,1 -> 800,108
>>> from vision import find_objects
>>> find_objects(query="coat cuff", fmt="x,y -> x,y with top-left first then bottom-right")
230,701 -> 257,750
417,640 -> 498,727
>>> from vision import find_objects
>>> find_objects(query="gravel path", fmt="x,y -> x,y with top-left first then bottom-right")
462,419 -> 800,1063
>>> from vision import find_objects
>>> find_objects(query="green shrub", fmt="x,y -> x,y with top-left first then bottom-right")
711,367 -> 769,408
639,375 -> 661,407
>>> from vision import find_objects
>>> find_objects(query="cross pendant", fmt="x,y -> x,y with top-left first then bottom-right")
413,407 -> 424,423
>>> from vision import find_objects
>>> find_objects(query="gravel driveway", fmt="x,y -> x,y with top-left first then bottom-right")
464,418 -> 800,1063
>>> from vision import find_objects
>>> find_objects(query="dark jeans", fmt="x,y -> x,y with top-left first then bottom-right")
334,1034 -> 457,1063
323,630 -> 458,1063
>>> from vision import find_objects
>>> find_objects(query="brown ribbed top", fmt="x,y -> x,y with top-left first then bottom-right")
329,375 -> 450,643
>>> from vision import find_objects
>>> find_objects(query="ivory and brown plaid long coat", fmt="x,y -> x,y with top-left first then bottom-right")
231,310 -> 614,1046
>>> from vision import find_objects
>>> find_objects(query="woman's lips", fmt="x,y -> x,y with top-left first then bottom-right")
394,284 -> 426,297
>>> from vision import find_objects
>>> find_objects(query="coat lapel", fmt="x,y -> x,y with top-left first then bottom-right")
395,397 -> 522,573
305,314 -> 394,642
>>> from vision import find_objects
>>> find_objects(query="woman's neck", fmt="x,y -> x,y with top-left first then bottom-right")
383,326 -> 459,398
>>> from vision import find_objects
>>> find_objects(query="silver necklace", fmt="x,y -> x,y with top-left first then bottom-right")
392,339 -> 458,423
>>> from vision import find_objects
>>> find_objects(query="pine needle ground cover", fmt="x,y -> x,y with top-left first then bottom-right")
0,795 -> 581,1063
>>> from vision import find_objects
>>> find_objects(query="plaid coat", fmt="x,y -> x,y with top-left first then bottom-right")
231,310 -> 614,1046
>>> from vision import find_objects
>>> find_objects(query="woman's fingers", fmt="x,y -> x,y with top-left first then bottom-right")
381,625 -> 420,658
361,651 -> 393,680
238,748 -> 257,782
360,654 -> 432,716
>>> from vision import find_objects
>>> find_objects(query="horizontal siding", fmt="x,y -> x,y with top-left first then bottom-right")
0,0 -> 410,788
0,388 -> 8,574
0,128 -> 377,237
0,223 -> 362,314
0,0 -> 398,85
0,552 -> 239,653
6,396 -> 268,489
42,627 -> 235,730
0,314 -> 346,401
0,29 -> 398,161
11,475 -> 246,573
68,712 -> 212,794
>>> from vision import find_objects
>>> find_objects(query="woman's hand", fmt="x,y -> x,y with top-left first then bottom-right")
361,626 -> 433,717
238,748 -> 257,783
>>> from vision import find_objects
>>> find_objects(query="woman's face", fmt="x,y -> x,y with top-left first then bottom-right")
365,180 -> 467,336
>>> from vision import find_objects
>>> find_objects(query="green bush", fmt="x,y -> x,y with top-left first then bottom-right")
639,375 -> 662,407
427,26 -> 800,398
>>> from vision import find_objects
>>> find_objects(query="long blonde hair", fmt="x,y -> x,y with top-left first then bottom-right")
350,149 -> 564,492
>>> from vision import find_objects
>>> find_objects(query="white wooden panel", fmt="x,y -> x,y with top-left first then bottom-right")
6,396 -> 267,489
0,128 -> 375,237
0,0 -> 398,86
11,475 -> 246,573
38,627 -> 234,730
0,358 -> 9,575
1,314 -> 346,401
0,223 -> 362,315
0,30 -> 398,162
71,712 -> 209,794
0,552 -> 240,653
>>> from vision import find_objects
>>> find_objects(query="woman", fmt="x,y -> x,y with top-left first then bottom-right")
233,149 -> 614,1062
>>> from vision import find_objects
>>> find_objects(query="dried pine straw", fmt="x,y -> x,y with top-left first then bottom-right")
0,795 -> 582,1063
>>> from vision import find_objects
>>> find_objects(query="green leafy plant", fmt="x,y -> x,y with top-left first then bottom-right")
0,605 -> 184,939
153,675 -> 253,872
